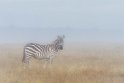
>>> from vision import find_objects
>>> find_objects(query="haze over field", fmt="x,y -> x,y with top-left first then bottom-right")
0,28 -> 123,43
0,0 -> 124,83
0,44 -> 124,83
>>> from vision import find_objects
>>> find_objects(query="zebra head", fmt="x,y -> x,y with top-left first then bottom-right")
54,35 -> 65,51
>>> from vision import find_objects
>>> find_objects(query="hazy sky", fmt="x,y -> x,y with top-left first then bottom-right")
0,0 -> 123,43
0,0 -> 124,28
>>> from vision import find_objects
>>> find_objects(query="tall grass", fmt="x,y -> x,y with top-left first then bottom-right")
0,44 -> 124,83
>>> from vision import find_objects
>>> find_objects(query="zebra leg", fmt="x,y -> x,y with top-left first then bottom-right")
49,56 -> 54,64
24,55 -> 30,64
22,52 -> 32,69
22,49 -> 30,64
43,59 -> 49,69
50,54 -> 56,64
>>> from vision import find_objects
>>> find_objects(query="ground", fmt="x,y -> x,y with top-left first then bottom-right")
0,43 -> 124,83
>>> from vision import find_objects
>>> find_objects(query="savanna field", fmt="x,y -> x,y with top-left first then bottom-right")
0,43 -> 124,83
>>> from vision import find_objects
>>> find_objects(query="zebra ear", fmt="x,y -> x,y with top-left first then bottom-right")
62,35 -> 65,39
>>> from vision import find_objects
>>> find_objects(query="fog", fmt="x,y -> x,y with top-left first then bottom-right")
0,0 -> 123,43
0,0 -> 124,28
0,28 -> 123,43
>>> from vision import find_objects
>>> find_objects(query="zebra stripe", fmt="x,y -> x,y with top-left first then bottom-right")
22,35 -> 65,65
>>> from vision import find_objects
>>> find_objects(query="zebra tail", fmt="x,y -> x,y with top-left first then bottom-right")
22,47 -> 26,63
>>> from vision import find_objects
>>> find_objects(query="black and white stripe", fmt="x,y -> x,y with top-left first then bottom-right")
22,35 -> 65,65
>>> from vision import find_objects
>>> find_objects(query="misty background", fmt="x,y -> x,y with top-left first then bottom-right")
0,0 -> 124,43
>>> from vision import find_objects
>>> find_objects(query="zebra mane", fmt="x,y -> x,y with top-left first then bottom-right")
53,36 -> 63,45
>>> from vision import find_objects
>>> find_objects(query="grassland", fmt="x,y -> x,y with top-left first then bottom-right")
0,43 -> 124,83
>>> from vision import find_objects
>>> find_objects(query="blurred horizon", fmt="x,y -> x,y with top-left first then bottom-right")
0,28 -> 123,43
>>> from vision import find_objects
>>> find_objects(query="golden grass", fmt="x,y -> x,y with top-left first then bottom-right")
0,43 -> 124,83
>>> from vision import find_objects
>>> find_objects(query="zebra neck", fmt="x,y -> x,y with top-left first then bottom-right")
49,43 -> 58,52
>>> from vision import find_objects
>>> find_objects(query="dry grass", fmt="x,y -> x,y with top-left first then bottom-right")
0,43 -> 124,83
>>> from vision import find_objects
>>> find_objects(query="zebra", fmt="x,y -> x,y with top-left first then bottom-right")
22,35 -> 65,67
